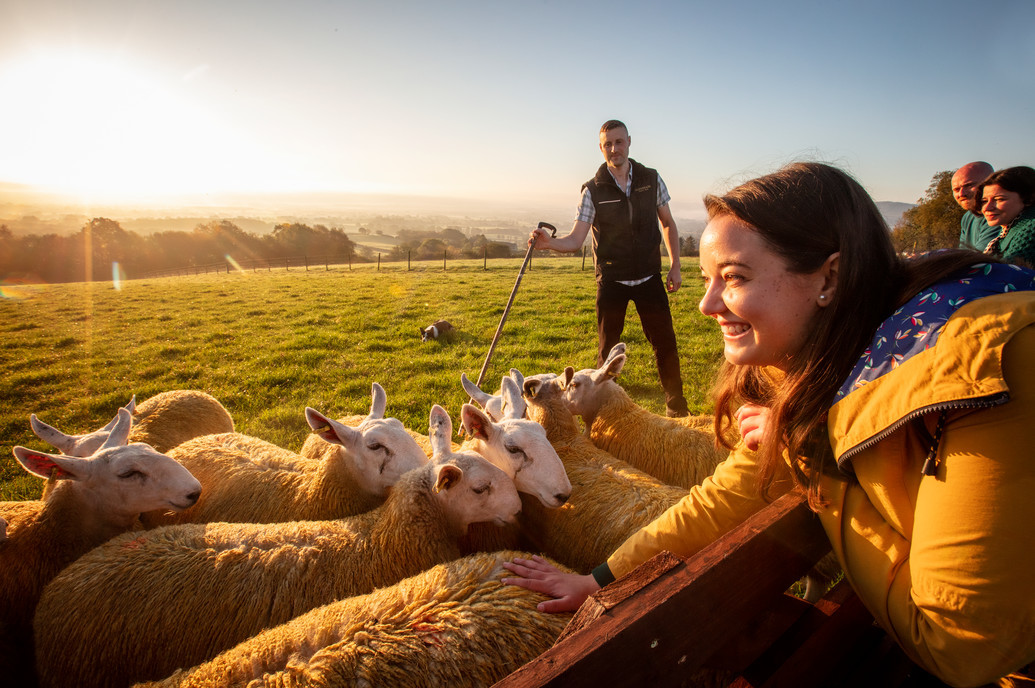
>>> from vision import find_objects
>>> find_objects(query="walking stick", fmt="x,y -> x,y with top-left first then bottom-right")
473,221 -> 557,388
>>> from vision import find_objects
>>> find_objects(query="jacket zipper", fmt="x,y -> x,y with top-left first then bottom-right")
835,392 -> 1010,474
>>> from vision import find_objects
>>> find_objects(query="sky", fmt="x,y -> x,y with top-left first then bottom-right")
1,0 -> 1033,221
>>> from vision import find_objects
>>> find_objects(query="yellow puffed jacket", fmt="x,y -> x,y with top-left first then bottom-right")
601,265 -> 1035,687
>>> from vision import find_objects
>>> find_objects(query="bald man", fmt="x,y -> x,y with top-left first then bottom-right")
952,161 -> 997,250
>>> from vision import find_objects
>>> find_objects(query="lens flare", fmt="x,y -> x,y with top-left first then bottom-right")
112,262 -> 126,290
225,254 -> 244,272
0,280 -> 35,300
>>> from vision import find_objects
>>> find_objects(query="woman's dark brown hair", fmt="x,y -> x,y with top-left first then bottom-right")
705,162 -> 995,503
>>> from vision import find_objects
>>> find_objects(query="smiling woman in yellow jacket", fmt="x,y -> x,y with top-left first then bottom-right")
505,162 -> 1035,688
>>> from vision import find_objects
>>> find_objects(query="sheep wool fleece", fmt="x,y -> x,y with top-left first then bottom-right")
604,264 -> 1035,687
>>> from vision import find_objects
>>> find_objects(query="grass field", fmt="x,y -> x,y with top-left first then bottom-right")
0,253 -> 724,500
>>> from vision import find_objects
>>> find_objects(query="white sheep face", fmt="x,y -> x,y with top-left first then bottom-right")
460,404 -> 570,508
432,451 -> 522,532
13,444 -> 202,517
14,407 -> 201,518
305,410 -> 429,497
561,354 -> 626,419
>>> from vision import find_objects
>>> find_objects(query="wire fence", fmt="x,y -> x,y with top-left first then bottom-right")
144,246 -> 594,279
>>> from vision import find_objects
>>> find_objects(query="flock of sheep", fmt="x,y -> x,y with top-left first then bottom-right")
1,343 -> 734,688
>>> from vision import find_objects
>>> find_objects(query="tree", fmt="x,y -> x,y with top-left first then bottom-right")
679,234 -> 698,257
891,171 -> 961,254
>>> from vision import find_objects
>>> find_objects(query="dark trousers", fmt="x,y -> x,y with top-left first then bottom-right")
595,274 -> 688,414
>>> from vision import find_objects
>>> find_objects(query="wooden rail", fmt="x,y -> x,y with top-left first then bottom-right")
495,492 -> 950,688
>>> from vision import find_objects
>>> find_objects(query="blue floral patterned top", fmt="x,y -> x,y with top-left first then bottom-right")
836,262 -> 1035,401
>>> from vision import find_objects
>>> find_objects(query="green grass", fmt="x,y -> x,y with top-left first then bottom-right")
0,254 -> 724,500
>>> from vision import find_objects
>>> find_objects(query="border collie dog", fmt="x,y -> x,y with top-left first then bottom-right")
420,320 -> 454,342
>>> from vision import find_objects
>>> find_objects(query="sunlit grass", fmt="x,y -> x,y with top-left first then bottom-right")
0,255 -> 723,499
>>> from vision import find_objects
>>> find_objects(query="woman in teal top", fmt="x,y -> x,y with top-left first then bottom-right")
979,165 -> 1035,268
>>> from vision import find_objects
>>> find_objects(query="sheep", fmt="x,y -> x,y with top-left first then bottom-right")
138,384 -> 429,528
133,550 -> 573,688
29,396 -> 137,457
0,408 -> 201,687
128,390 -> 235,453
34,405 -> 522,688
328,377 -> 569,555
449,376 -> 572,555
460,375 -> 571,509
515,374 -> 690,574
561,348 -> 728,489
297,382 -> 430,481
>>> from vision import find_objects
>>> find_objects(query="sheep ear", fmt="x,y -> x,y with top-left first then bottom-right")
563,367 -> 575,388
29,415 -> 78,454
523,379 -> 542,399
428,405 -> 453,456
101,396 -> 137,432
460,404 -> 493,440
603,353 -> 626,379
460,373 -> 493,410
508,368 -> 525,390
603,342 -> 626,364
500,376 -> 527,419
368,383 -> 387,420
12,447 -> 84,481
433,463 -> 463,493
99,408 -> 133,450
305,408 -> 359,446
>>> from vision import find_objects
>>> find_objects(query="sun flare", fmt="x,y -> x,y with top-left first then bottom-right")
0,48 -> 270,202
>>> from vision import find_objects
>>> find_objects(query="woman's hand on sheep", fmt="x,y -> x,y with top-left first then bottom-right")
735,403 -> 771,451
502,555 -> 599,613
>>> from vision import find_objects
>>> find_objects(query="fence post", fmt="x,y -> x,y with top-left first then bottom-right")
443,249 -> 447,271
582,246 -> 587,270
305,255 -> 309,271
377,253 -> 381,271
407,251 -> 411,271
226,262 -> 230,274
484,245 -> 487,270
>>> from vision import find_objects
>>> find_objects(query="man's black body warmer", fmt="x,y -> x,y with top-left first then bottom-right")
584,159 -> 662,282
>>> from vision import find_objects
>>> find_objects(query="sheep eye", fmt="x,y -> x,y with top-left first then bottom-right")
505,444 -> 523,456
472,484 -> 490,495
118,470 -> 145,480
367,442 -> 385,452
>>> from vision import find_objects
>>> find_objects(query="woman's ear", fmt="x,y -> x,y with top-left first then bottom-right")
817,252 -> 839,306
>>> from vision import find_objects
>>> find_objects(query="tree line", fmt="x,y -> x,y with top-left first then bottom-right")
890,170 -> 961,253
0,219 -> 521,284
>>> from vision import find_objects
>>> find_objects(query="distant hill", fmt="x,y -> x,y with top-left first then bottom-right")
876,201 -> 914,230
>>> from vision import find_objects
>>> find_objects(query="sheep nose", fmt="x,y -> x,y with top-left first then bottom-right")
184,490 -> 201,506
554,492 -> 570,506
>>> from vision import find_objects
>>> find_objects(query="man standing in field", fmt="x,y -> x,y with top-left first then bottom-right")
529,119 -> 689,417
953,161 -> 997,250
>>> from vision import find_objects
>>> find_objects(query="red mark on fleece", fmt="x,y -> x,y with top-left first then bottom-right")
121,535 -> 149,549
411,615 -> 446,647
